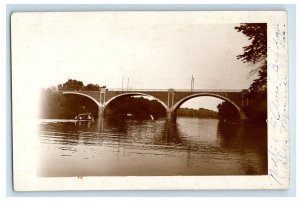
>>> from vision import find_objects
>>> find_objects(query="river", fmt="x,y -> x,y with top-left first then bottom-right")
38,117 -> 267,177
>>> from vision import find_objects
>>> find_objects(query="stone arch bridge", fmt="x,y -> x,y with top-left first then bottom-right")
62,88 -> 249,122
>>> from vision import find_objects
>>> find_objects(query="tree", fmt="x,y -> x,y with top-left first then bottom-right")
235,23 -> 267,92
82,83 -> 100,91
57,79 -> 84,91
217,102 -> 240,122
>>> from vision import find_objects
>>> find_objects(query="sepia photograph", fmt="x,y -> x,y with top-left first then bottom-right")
11,11 -> 289,190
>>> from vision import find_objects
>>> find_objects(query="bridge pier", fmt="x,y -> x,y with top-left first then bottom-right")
98,106 -> 105,118
239,110 -> 248,121
166,110 -> 177,123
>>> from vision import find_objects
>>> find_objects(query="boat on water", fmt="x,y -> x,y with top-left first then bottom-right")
75,113 -> 94,122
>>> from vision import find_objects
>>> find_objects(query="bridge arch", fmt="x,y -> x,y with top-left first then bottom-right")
172,93 -> 247,120
105,92 -> 168,111
62,91 -> 100,107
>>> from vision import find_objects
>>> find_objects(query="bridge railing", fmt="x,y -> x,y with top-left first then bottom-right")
109,89 -> 245,92
59,88 -> 246,93
108,88 -> 169,92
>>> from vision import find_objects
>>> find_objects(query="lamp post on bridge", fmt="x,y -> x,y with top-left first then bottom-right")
191,75 -> 195,92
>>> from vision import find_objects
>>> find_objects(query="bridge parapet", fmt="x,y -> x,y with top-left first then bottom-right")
106,88 -> 245,93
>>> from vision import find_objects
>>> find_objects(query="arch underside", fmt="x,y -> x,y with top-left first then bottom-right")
172,93 -> 246,120
104,92 -> 169,110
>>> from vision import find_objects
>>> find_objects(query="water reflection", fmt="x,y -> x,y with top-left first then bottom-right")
38,117 -> 267,176
217,122 -> 268,174
161,121 -> 181,144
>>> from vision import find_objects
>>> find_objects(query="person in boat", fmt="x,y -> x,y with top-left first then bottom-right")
75,113 -> 94,121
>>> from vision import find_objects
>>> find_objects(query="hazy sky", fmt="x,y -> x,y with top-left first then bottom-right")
12,12 -> 254,111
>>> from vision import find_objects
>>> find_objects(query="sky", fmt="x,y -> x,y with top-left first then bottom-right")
12,12 -> 255,111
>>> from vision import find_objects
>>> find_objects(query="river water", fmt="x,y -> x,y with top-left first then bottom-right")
38,117 -> 267,177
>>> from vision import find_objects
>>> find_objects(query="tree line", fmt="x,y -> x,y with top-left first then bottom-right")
177,108 -> 218,119
105,96 -> 166,119
57,79 -> 102,91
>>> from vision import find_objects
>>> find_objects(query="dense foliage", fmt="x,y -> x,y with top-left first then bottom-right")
235,23 -> 267,93
217,102 -> 240,122
177,108 -> 218,119
243,92 -> 267,123
40,88 -> 98,119
57,79 -> 100,91
105,96 -> 166,119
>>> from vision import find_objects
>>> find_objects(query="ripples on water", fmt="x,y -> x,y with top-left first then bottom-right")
38,117 -> 267,177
